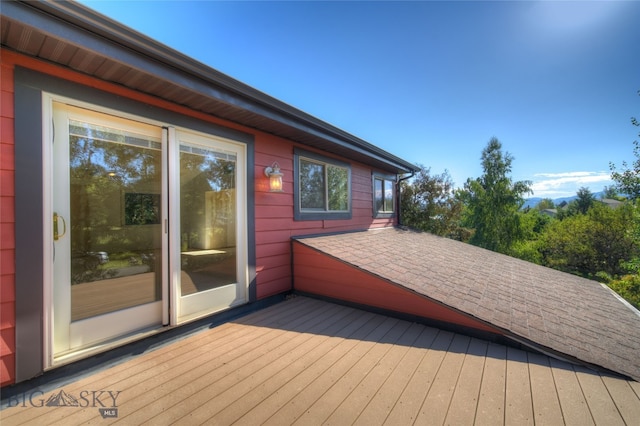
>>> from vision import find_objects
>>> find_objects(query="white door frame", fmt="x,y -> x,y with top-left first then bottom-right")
42,94 -> 248,367
169,127 -> 248,324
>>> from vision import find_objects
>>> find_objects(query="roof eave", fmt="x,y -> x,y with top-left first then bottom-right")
2,0 -> 418,174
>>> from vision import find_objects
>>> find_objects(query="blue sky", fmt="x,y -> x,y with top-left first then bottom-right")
80,1 -> 640,199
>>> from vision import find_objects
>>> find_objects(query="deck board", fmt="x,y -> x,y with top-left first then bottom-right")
234,309 -> 379,425
475,343 -> 507,425
444,338 -> 488,425
415,333 -> 470,424
293,317 -> 405,425
504,347 -> 534,425
575,365 -> 626,426
122,300 -> 348,425
192,304 -> 360,425
325,322 -> 423,425
2,296 -> 639,426
215,308 -> 367,425
548,357 -> 595,426
528,352 -> 565,425
262,314 -> 391,425
353,326 -> 439,426
384,330 -> 453,425
601,375 -> 640,425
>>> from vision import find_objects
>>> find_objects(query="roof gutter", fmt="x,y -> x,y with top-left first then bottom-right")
396,169 -> 416,227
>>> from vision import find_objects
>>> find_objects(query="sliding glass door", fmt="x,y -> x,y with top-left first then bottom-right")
48,99 -> 247,364
172,129 -> 247,322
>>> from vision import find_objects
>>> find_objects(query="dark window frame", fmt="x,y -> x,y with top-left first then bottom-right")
294,148 -> 352,221
372,172 -> 397,219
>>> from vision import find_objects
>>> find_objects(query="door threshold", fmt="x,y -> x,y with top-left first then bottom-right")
50,325 -> 166,369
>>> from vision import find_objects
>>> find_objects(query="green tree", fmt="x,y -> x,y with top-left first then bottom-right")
600,201 -> 640,309
400,166 -> 466,239
606,275 -> 640,310
541,202 -> 637,277
621,200 -> 640,273
574,186 -> 595,215
510,208 -> 551,264
588,202 -> 637,276
536,198 -> 555,210
610,90 -> 640,200
602,185 -> 621,200
541,213 -> 594,275
556,187 -> 596,219
458,138 -> 532,254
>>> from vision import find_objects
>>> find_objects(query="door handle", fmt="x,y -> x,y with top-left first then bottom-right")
53,212 -> 66,241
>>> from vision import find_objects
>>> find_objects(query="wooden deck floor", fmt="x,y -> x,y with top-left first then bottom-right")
2,296 -> 639,425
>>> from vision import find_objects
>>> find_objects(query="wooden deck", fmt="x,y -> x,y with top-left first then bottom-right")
2,296 -> 639,425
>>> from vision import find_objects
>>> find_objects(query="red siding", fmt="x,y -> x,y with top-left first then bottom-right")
1,49 -> 399,384
293,242 -> 501,334
0,58 -> 15,386
253,136 -> 395,298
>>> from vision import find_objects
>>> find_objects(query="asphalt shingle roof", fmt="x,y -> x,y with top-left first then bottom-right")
294,227 -> 640,381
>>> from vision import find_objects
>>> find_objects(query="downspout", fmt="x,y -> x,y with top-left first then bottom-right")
396,170 -> 415,227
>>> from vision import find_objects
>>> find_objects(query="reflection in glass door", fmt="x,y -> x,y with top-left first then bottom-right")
180,143 -> 237,294
68,119 -> 164,320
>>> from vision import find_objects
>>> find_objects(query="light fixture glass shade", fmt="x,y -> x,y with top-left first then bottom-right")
269,173 -> 283,192
265,162 -> 284,192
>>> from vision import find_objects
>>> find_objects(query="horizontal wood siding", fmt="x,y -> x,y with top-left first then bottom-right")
0,59 -> 15,387
293,242 -> 500,334
254,137 -> 396,298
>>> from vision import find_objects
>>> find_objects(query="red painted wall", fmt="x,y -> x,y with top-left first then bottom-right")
1,56 -> 16,387
0,49 -> 396,385
254,142 -> 395,297
293,242 -> 501,334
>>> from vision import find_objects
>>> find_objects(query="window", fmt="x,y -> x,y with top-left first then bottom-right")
294,149 -> 351,220
373,173 -> 396,218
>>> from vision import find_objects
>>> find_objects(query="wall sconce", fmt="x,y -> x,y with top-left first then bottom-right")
265,162 -> 284,192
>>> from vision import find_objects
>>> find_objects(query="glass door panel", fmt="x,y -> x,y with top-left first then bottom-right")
52,102 -> 164,357
176,131 -> 246,321
68,119 -> 163,319
180,143 -> 237,294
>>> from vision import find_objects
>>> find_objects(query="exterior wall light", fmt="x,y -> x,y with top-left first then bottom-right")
265,162 -> 284,192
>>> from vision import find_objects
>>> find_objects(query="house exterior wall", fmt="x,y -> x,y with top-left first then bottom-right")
293,242 -> 501,334
0,49 -> 396,386
1,56 -> 17,388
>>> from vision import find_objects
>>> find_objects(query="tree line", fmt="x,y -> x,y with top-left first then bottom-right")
400,94 -> 640,309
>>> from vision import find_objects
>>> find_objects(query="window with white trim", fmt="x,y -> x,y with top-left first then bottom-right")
294,149 -> 351,220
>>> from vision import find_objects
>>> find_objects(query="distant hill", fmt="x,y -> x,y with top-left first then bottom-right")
523,192 -> 605,209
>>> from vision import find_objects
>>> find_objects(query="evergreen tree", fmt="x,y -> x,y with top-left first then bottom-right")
574,187 -> 595,215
